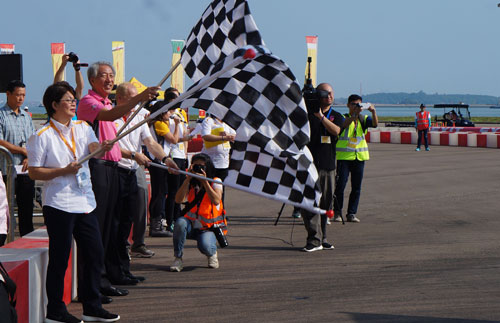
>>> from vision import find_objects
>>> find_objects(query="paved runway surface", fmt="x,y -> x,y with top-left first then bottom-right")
66,143 -> 500,322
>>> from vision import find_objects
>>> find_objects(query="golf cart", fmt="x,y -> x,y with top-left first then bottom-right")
433,103 -> 475,127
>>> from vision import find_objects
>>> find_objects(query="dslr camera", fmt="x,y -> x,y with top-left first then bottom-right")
302,57 -> 329,114
192,164 -> 206,174
210,225 -> 228,248
67,52 -> 88,70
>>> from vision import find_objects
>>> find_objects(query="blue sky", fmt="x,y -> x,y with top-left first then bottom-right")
2,0 -> 500,103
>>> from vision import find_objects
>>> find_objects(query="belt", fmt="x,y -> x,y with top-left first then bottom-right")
117,166 -> 137,175
90,158 -> 118,167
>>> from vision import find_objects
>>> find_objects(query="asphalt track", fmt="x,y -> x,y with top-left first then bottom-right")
66,143 -> 500,322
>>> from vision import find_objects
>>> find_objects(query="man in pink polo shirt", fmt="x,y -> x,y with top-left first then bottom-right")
78,61 -> 159,299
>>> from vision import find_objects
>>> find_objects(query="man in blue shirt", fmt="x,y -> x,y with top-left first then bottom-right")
0,80 -> 35,236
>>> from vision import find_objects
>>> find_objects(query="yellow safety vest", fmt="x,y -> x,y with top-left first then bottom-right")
336,114 -> 370,161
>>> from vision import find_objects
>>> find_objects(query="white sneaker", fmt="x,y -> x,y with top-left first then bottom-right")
170,257 -> 183,272
208,252 -> 219,269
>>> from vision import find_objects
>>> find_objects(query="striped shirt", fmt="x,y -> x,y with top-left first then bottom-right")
0,104 -> 35,172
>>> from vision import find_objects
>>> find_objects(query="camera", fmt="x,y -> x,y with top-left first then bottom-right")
67,52 -> 79,63
302,57 -> 329,114
67,52 -> 88,70
210,225 -> 228,248
192,164 -> 206,174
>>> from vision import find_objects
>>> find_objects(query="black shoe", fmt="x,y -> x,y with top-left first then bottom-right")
101,295 -> 113,304
82,308 -> 120,322
100,286 -> 129,297
150,228 -> 173,237
322,242 -> 335,250
110,276 -> 139,286
302,243 -> 323,252
46,312 -> 82,323
127,273 -> 145,282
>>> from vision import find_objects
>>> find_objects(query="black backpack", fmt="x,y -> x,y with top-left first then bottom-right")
0,261 -> 17,323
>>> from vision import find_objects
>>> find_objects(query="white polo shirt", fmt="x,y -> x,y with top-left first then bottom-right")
115,109 -> 152,170
201,117 -> 236,169
169,119 -> 187,159
26,119 -> 98,214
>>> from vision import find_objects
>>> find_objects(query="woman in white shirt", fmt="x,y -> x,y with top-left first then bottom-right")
201,115 -> 236,203
27,82 -> 119,323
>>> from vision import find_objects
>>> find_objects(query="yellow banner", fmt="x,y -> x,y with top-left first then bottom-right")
171,40 -> 185,92
304,36 -> 318,87
51,43 -> 65,80
112,41 -> 125,85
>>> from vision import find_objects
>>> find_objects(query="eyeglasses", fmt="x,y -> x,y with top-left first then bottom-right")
60,99 -> 77,104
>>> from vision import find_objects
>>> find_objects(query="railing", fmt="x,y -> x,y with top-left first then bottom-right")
0,146 -> 17,243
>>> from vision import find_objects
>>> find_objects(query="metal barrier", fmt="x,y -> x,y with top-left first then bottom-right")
0,146 -> 17,243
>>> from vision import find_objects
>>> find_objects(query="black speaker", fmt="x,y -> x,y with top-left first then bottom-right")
0,54 -> 23,93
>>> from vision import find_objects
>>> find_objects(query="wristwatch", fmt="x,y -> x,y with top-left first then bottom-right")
131,152 -> 136,160
162,156 -> 169,164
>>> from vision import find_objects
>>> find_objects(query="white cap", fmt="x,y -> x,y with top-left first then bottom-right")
24,106 -> 29,111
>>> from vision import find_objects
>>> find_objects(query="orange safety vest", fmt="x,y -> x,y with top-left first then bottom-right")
416,111 -> 430,130
184,182 -> 227,234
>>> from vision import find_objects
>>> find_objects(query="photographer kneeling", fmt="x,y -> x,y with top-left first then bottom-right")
170,153 -> 227,272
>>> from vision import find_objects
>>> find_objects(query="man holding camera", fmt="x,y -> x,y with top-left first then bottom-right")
334,94 -> 378,223
301,83 -> 344,252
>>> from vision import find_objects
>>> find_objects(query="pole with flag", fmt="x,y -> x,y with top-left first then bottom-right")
0,44 -> 15,54
304,36 -> 318,87
51,43 -> 65,80
170,40 -> 185,92
112,41 -> 125,85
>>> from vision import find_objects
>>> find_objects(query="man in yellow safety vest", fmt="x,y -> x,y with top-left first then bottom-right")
334,94 -> 378,223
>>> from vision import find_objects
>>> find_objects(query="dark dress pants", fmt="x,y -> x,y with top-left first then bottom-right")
148,164 -> 168,224
165,158 -> 187,227
15,174 -> 35,236
334,160 -> 365,216
44,206 -> 103,315
417,129 -> 429,149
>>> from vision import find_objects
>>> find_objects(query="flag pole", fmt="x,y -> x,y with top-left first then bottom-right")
77,51 -> 252,166
116,59 -> 182,136
147,162 -> 326,215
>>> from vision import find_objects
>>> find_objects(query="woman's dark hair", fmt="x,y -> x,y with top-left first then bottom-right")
190,153 -> 216,185
42,82 -> 76,117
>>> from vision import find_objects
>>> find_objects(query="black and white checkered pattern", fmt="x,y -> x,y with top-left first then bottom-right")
181,0 -> 264,83
180,45 -> 321,207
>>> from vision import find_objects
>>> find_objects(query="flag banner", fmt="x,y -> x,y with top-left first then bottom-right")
181,0 -> 264,83
51,43 -> 65,80
112,41 -> 125,85
180,45 -> 321,208
305,36 -> 318,87
171,39 -> 185,92
0,44 -> 14,54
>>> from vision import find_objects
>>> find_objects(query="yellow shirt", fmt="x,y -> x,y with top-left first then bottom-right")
154,120 -> 170,137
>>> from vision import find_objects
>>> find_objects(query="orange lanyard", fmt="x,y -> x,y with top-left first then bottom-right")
49,120 -> 77,161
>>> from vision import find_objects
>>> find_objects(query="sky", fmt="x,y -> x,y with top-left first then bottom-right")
1,0 -> 500,103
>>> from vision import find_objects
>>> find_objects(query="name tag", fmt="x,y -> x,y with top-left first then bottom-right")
76,168 -> 91,189
348,137 -> 359,149
178,143 -> 184,151
321,136 -> 331,144
223,141 -> 231,149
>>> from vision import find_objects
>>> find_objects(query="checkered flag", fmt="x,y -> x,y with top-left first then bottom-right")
181,0 -> 264,83
180,45 -> 321,209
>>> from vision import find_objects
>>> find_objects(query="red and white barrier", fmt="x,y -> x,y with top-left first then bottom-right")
367,128 -> 500,148
0,227 -> 76,323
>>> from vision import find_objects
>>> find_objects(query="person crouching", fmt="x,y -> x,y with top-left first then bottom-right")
170,153 -> 227,272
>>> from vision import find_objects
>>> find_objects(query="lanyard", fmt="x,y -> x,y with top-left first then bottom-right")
325,107 -> 333,119
49,120 -> 77,161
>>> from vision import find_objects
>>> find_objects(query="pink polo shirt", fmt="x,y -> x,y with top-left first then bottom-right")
77,89 -> 121,161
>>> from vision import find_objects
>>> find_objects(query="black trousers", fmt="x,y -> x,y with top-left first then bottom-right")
165,158 -> 188,227
116,168 -> 138,276
44,206 -> 103,315
2,174 -> 34,237
148,164 -> 168,223
88,159 -> 122,286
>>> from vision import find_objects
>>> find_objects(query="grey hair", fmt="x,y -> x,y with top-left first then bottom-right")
87,61 -> 115,81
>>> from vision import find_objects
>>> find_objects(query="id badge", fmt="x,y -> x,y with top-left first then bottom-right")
321,136 -> 331,144
76,168 -> 91,189
348,137 -> 359,149
223,141 -> 231,149
178,143 -> 184,151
